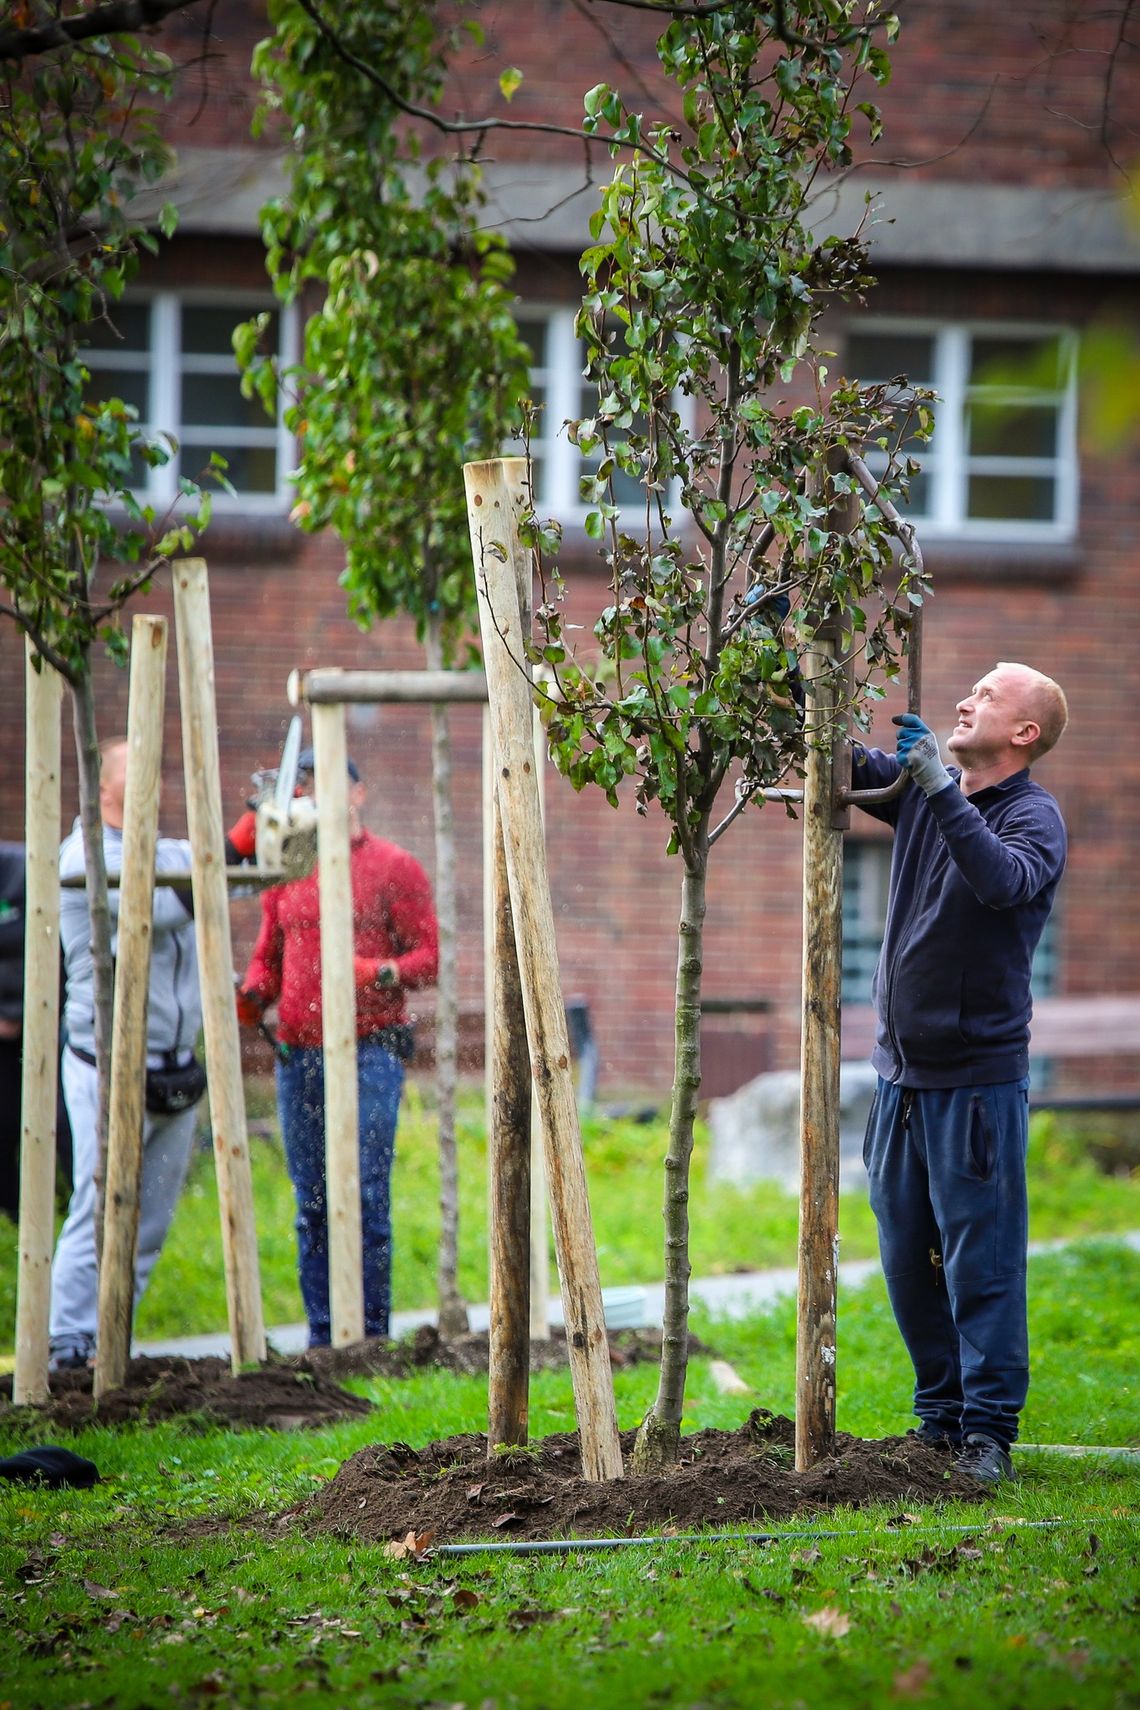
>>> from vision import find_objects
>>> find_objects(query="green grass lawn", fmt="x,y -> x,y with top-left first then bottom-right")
1,1086 -> 1138,1349
0,1242 -> 1137,1710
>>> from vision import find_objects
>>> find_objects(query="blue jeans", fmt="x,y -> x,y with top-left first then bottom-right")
862,1077 -> 1031,1448
276,1039 -> 405,1347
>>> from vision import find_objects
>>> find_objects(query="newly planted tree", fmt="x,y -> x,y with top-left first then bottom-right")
522,1 -> 929,1471
239,0 -> 530,1333
0,25 -> 218,1175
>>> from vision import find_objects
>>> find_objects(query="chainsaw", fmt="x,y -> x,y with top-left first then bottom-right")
247,715 -> 318,883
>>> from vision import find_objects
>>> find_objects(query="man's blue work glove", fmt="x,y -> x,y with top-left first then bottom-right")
892,712 -> 953,797
744,584 -> 790,627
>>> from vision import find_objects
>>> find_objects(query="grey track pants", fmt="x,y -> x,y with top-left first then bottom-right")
50,1048 -> 197,1351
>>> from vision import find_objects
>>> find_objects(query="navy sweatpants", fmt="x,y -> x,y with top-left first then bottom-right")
862,1076 -> 1031,1448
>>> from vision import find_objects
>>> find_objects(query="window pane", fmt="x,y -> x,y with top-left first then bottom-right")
845,332 -> 935,385
84,368 -> 149,418
83,302 -> 151,354
193,442 -> 278,493
516,320 -> 548,367
182,305 -> 276,358
181,372 -> 270,431
967,402 -> 1057,459
967,473 -> 1056,522
841,842 -> 891,1004
970,334 -> 1064,392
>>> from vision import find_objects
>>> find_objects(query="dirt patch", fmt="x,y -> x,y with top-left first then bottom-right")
0,1327 -> 688,1432
268,1410 -> 987,1546
298,1323 -> 688,1381
0,1354 -> 373,1432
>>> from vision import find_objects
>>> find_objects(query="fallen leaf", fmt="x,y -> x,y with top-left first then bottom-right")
82,1580 -> 118,1601
491,1512 -> 521,1530
384,1530 -> 434,1561
452,1589 -> 480,1612
508,1607 -> 559,1628
466,1483 -> 484,1503
892,1659 -> 932,1698
803,1606 -> 851,1638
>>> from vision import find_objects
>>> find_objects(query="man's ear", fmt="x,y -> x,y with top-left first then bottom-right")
1011,720 -> 1041,752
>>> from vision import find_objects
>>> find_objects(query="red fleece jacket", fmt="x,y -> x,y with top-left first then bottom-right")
241,829 -> 438,1048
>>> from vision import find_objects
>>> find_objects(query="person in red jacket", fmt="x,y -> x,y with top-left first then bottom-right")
236,748 -> 438,1347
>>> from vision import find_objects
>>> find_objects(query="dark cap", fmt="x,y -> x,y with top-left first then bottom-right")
297,746 -> 361,783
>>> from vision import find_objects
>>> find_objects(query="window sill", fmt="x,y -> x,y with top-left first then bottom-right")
106,509 -> 304,564
919,539 -> 1083,583
196,513 -> 305,563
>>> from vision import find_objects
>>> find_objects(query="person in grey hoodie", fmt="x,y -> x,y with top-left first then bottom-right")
49,739 -> 203,1372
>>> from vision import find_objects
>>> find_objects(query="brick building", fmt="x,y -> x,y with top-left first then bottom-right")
1,1 -> 1137,1100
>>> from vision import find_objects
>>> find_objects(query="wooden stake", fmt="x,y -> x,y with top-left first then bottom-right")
312,695 -> 365,1346
485,705 -> 532,1452
527,719 -> 551,1346
502,460 -> 551,1343
12,642 -> 63,1405
465,457 -> 623,1483
795,629 -> 843,1470
173,558 -> 266,1372
94,616 -> 167,1398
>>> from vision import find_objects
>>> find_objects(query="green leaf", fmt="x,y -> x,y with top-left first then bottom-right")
498,66 -> 523,103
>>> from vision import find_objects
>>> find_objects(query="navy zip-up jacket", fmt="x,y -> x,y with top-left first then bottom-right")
852,748 -> 1067,1089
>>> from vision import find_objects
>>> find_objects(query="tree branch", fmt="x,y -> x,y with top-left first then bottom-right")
0,0 -> 205,62
0,599 -> 77,683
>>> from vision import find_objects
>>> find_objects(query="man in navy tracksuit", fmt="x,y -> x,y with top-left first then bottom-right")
854,662 -> 1069,1486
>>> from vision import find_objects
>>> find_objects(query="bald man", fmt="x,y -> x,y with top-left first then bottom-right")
851,663 -> 1069,1487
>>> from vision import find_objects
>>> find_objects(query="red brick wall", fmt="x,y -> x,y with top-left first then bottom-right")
153,1 -> 1137,194
1,2 -> 1136,1099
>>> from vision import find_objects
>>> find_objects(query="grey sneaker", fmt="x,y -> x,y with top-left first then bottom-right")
48,1342 -> 94,1375
958,1433 -> 1014,1486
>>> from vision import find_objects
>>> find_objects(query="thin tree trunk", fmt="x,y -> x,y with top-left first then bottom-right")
70,666 -> 114,1263
631,838 -> 708,1473
425,611 -> 468,1337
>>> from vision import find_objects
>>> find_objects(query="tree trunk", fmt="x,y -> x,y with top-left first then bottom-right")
425,612 -> 468,1337
631,838 -> 708,1473
70,666 -> 114,1262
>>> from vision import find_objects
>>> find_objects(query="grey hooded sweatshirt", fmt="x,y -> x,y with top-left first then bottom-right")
59,820 -> 201,1061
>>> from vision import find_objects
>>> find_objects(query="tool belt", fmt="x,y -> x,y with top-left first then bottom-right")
70,1043 -> 207,1116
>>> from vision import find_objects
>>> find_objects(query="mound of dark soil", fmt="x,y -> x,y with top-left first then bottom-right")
297,1323 -> 686,1381
272,1410 -> 987,1547
0,1353 -> 373,1431
0,1327 -> 685,1432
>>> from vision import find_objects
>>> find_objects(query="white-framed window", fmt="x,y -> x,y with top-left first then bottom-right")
514,305 -> 685,524
842,838 -> 892,1004
82,292 -> 296,510
845,320 -> 1079,541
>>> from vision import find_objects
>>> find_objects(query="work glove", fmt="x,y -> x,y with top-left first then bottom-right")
744,583 -> 790,627
892,713 -> 953,797
235,988 -> 266,1029
354,956 -> 399,990
225,809 -> 258,861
